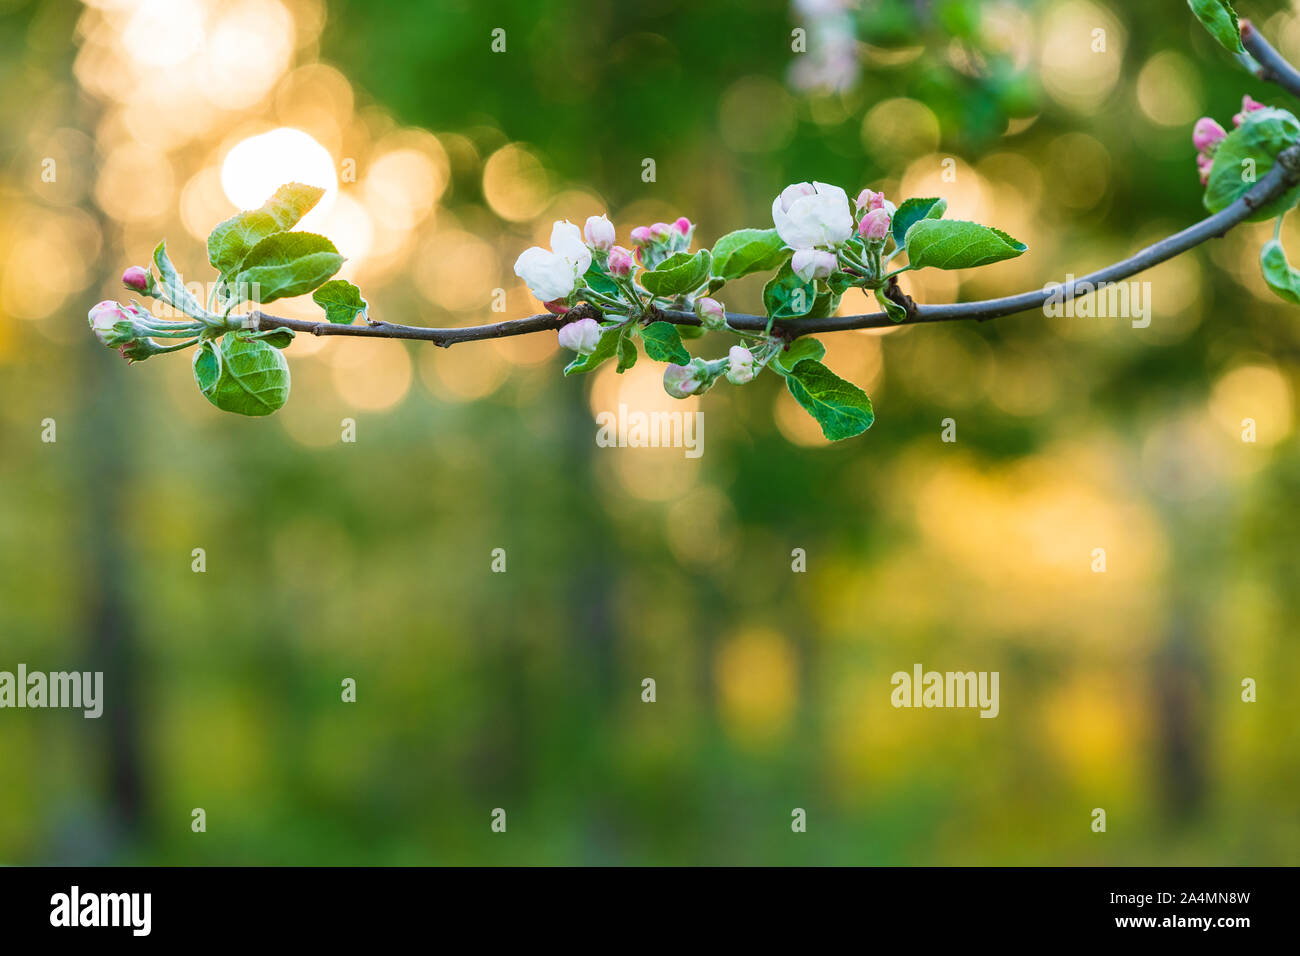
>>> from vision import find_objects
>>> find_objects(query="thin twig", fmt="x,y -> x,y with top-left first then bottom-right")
1243,20 -> 1300,99
248,148 -> 1300,347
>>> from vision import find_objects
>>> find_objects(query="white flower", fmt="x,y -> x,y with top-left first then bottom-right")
514,220 -> 594,302
725,345 -> 755,385
771,181 -> 853,250
583,215 -> 616,252
791,248 -> 837,282
557,317 -> 603,354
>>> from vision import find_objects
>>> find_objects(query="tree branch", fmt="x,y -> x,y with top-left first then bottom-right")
250,145 -> 1300,347
1243,20 -> 1300,100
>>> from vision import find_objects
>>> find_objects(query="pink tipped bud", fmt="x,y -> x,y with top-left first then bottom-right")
855,188 -> 886,212
583,214 -> 616,251
859,207 -> 892,242
87,300 -> 132,346
122,266 -> 150,293
649,222 -> 672,241
608,246 -> 634,278
630,226 -> 653,246
663,362 -> 703,399
725,345 -> 755,385
791,248 -> 837,283
1193,117 -> 1227,151
1197,152 -> 1215,185
557,317 -> 603,354
694,296 -> 726,330
1233,95 -> 1266,128
544,298 -> 571,314
673,217 -> 692,236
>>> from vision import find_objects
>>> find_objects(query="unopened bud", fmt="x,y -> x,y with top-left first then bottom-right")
855,188 -> 886,212
674,217 -> 693,236
725,345 -> 755,385
792,248 -> 837,282
122,266 -> 151,293
608,245 -> 634,278
87,300 -> 134,347
663,361 -> 704,399
1193,117 -> 1227,152
649,222 -> 673,242
543,298 -> 570,315
859,208 -> 892,242
1233,94 -> 1266,128
584,214 -> 616,251
630,226 -> 653,246
694,296 -> 727,331
557,317 -> 603,354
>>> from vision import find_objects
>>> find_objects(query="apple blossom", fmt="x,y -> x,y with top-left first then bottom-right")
855,188 -> 886,212
608,245 -> 634,278
663,361 -> 704,398
725,345 -> 755,385
674,217 -> 692,236
88,300 -> 133,346
630,226 -> 653,246
792,248 -> 837,282
859,207 -> 892,241
772,181 -> 854,250
122,266 -> 151,293
1233,94 -> 1266,128
1193,117 -> 1226,152
557,317 -> 603,354
584,215 -> 615,251
694,296 -> 727,331
514,220 -> 594,303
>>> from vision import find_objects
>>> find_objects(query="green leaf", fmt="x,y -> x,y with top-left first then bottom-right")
904,219 -> 1027,270
153,241 -> 207,320
1188,0 -> 1243,54
710,229 -> 790,280
582,262 -> 622,299
233,232 -> 344,304
244,327 -> 296,349
1204,107 -> 1300,221
762,260 -> 816,319
875,285 -> 908,323
1260,237 -> 1300,304
563,324 -> 623,375
617,332 -> 638,373
772,336 -> 826,375
312,279 -> 368,325
207,182 -> 325,277
892,196 -> 947,248
641,321 -> 690,364
641,250 -> 712,297
784,359 -> 874,440
193,333 -> 291,416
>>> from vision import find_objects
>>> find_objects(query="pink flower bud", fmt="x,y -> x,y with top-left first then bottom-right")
608,246 -> 634,278
725,345 -> 755,385
583,214 -> 616,251
694,296 -> 726,330
87,300 -> 132,346
630,226 -> 653,246
674,217 -> 692,236
855,188 -> 886,212
663,362 -> 703,399
792,248 -> 837,283
543,299 -> 571,314
557,317 -> 603,354
859,208 -> 892,241
1193,117 -> 1227,152
1233,95 -> 1266,128
122,266 -> 150,293
1197,152 -> 1215,185
649,222 -> 672,241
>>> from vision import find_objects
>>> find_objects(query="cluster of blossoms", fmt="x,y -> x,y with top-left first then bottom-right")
1193,94 -> 1266,184
87,266 -> 202,363
513,179 -> 910,401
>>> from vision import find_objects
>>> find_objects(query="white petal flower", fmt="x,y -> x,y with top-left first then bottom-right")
771,181 -> 853,250
514,220 -> 595,303
549,220 -> 592,274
